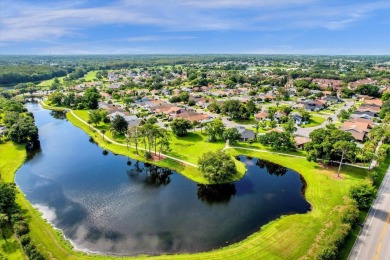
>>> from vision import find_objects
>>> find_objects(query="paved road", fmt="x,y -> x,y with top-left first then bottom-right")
349,164 -> 390,260
296,100 -> 354,137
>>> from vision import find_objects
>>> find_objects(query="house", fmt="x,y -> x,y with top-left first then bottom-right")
274,111 -> 287,122
339,120 -> 373,142
255,111 -> 269,121
292,113 -> 308,126
235,126 -> 255,142
312,79 -> 343,90
294,136 -> 311,149
356,106 -> 380,115
176,111 -> 211,123
0,125 -> 7,136
363,99 -> 382,108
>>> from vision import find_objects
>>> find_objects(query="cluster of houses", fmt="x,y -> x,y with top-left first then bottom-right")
339,96 -> 383,142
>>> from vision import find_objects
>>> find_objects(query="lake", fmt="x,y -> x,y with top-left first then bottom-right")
15,103 -> 311,256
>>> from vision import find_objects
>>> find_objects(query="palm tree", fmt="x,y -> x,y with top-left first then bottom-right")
101,129 -> 106,141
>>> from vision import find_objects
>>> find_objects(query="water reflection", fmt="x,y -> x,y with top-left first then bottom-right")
255,159 -> 288,176
197,184 -> 236,204
50,110 -> 66,120
127,162 -> 172,186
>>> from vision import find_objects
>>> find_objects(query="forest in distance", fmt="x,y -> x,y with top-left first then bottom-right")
1,54 -> 390,86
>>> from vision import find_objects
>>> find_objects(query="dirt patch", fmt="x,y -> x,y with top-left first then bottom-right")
150,153 -> 165,161
331,174 -> 344,180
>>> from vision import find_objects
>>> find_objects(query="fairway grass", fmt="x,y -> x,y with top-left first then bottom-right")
1,104 -> 376,259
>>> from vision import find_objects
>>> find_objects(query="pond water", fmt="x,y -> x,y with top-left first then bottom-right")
15,103 -> 311,256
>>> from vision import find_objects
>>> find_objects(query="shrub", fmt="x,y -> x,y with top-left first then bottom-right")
14,221 -> 29,236
350,183 -> 377,210
317,245 -> 337,260
145,152 -> 152,160
20,235 -> 31,246
369,170 -> 380,186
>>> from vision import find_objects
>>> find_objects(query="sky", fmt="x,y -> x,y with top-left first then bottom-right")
0,0 -> 390,55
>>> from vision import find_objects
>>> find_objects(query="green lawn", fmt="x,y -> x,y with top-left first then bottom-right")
301,115 -> 326,128
84,71 -> 97,81
0,142 -> 26,259
37,76 -> 65,87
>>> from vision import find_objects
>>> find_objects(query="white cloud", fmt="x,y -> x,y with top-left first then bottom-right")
0,0 -> 390,44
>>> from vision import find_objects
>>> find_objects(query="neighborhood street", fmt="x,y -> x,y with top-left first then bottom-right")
295,100 -> 354,137
349,164 -> 390,260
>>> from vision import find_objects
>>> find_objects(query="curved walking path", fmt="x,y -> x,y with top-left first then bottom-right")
224,145 -> 369,169
69,110 -> 198,168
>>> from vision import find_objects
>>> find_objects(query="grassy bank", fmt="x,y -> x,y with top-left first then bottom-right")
0,142 -> 26,260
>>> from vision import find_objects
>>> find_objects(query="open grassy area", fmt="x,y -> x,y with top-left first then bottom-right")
84,71 -> 97,81
37,76 -> 65,87
0,142 -> 26,260
301,114 -> 326,128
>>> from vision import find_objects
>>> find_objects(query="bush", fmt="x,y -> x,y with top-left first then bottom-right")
369,170 -> 380,186
20,235 -> 31,246
317,245 -> 338,260
350,183 -> 377,210
14,221 -> 29,236
145,152 -> 152,160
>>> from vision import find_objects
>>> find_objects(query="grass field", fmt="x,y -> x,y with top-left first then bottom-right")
37,76 -> 65,87
301,115 -> 326,128
0,142 -> 26,260
84,71 -> 97,81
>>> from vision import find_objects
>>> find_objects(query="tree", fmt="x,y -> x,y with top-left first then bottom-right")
282,118 -> 297,134
0,213 -> 8,239
355,84 -> 380,97
198,150 -> 237,183
110,115 -> 128,135
259,131 -> 296,151
205,118 -> 225,142
269,120 -> 277,129
170,118 -> 192,137
87,119 -> 92,130
222,128 -> 241,145
246,100 -> 258,115
337,109 -> 350,121
88,110 -> 102,126
101,129 -> 106,141
83,87 -> 101,109
306,124 -> 355,164
327,117 -> 333,123
333,141 -> 357,177
157,129 -> 171,158
299,109 -> 311,122
0,183 -> 16,216
8,116 -> 38,144
127,126 -> 140,154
